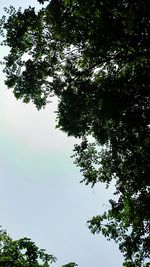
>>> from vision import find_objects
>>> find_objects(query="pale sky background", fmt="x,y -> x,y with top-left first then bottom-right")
0,1 -> 123,266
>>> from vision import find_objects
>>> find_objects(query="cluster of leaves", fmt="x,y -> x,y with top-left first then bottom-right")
73,139 -> 150,267
0,229 -> 56,266
0,0 -> 150,266
0,229 -> 77,267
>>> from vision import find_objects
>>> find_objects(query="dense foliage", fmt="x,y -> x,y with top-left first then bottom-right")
0,229 -> 77,267
0,229 -> 56,266
0,1 -> 150,266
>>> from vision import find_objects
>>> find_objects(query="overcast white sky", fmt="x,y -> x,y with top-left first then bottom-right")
0,1 -> 123,266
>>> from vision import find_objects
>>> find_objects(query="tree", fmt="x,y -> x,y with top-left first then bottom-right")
0,229 -> 78,267
0,1 -> 150,266
0,228 -> 56,266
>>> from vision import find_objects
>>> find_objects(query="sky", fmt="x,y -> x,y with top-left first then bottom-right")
0,1 -> 123,266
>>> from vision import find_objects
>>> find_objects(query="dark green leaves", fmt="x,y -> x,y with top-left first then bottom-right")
0,229 -> 57,266
1,1 -> 150,266
0,229 -> 78,266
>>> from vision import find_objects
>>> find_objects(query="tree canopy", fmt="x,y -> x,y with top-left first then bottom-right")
0,229 -> 56,266
0,229 -> 77,267
0,1 -> 150,266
